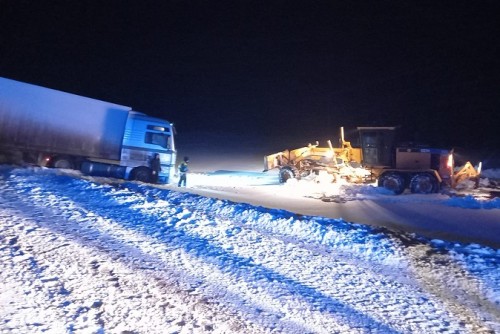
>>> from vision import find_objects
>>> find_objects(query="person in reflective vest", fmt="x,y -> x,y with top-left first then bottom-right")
177,156 -> 189,187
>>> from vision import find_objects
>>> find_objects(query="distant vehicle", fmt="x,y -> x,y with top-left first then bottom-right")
264,127 -> 480,194
0,77 -> 176,183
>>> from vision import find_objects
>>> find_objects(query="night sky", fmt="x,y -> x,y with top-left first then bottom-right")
1,1 -> 499,151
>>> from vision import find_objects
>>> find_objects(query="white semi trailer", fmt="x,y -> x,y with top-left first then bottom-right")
0,77 -> 176,183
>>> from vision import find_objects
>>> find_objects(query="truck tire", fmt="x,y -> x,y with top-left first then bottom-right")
279,166 -> 297,183
131,167 -> 152,183
378,172 -> 406,195
410,173 -> 439,194
51,156 -> 74,169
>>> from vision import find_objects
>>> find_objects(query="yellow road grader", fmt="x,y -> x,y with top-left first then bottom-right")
264,127 -> 481,195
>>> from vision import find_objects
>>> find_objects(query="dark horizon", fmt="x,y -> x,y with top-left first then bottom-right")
2,1 -> 499,150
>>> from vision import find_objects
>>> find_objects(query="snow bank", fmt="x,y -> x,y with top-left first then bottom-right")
1,165 -> 499,333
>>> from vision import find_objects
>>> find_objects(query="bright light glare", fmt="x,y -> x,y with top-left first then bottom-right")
284,175 -> 345,197
447,154 -> 453,169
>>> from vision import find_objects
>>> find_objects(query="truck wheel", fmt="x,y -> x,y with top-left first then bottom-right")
279,167 -> 297,183
51,156 -> 74,169
378,172 -> 405,195
410,173 -> 438,194
131,167 -> 151,183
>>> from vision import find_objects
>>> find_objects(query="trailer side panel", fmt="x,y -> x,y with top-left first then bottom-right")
0,77 -> 130,160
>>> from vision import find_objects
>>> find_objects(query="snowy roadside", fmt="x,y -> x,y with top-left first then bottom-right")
0,169 -> 265,333
1,165 -> 500,333
167,170 -> 500,248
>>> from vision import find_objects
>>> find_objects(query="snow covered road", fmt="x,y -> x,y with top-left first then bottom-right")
181,171 -> 500,249
1,166 -> 499,333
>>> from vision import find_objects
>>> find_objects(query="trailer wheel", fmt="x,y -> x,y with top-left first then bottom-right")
378,172 -> 405,195
51,156 -> 74,169
279,166 -> 297,183
131,167 -> 151,183
410,173 -> 438,194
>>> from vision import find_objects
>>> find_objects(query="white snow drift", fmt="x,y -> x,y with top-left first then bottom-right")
1,165 -> 499,333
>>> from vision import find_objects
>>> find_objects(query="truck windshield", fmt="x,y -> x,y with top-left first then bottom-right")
145,132 -> 170,149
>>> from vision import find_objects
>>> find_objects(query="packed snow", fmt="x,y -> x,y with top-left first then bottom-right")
1,163 -> 500,333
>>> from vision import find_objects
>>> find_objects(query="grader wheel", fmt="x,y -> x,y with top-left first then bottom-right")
378,172 -> 406,195
279,166 -> 299,183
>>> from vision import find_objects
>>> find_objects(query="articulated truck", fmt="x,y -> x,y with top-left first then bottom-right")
0,77 -> 176,184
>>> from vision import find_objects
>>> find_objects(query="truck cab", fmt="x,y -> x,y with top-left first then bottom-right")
121,112 -> 176,184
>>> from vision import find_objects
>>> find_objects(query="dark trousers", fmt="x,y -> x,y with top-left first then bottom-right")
151,171 -> 159,184
178,173 -> 187,187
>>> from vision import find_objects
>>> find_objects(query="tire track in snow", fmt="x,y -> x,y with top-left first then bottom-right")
1,167 -> 499,333
105,184 -> 496,331
2,170 -> 394,332
125,180 -> 500,333
132,188 -> 492,333
0,169 -> 267,333
401,243 -> 500,332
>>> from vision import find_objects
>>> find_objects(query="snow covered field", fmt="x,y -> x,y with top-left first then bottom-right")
1,164 -> 500,333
